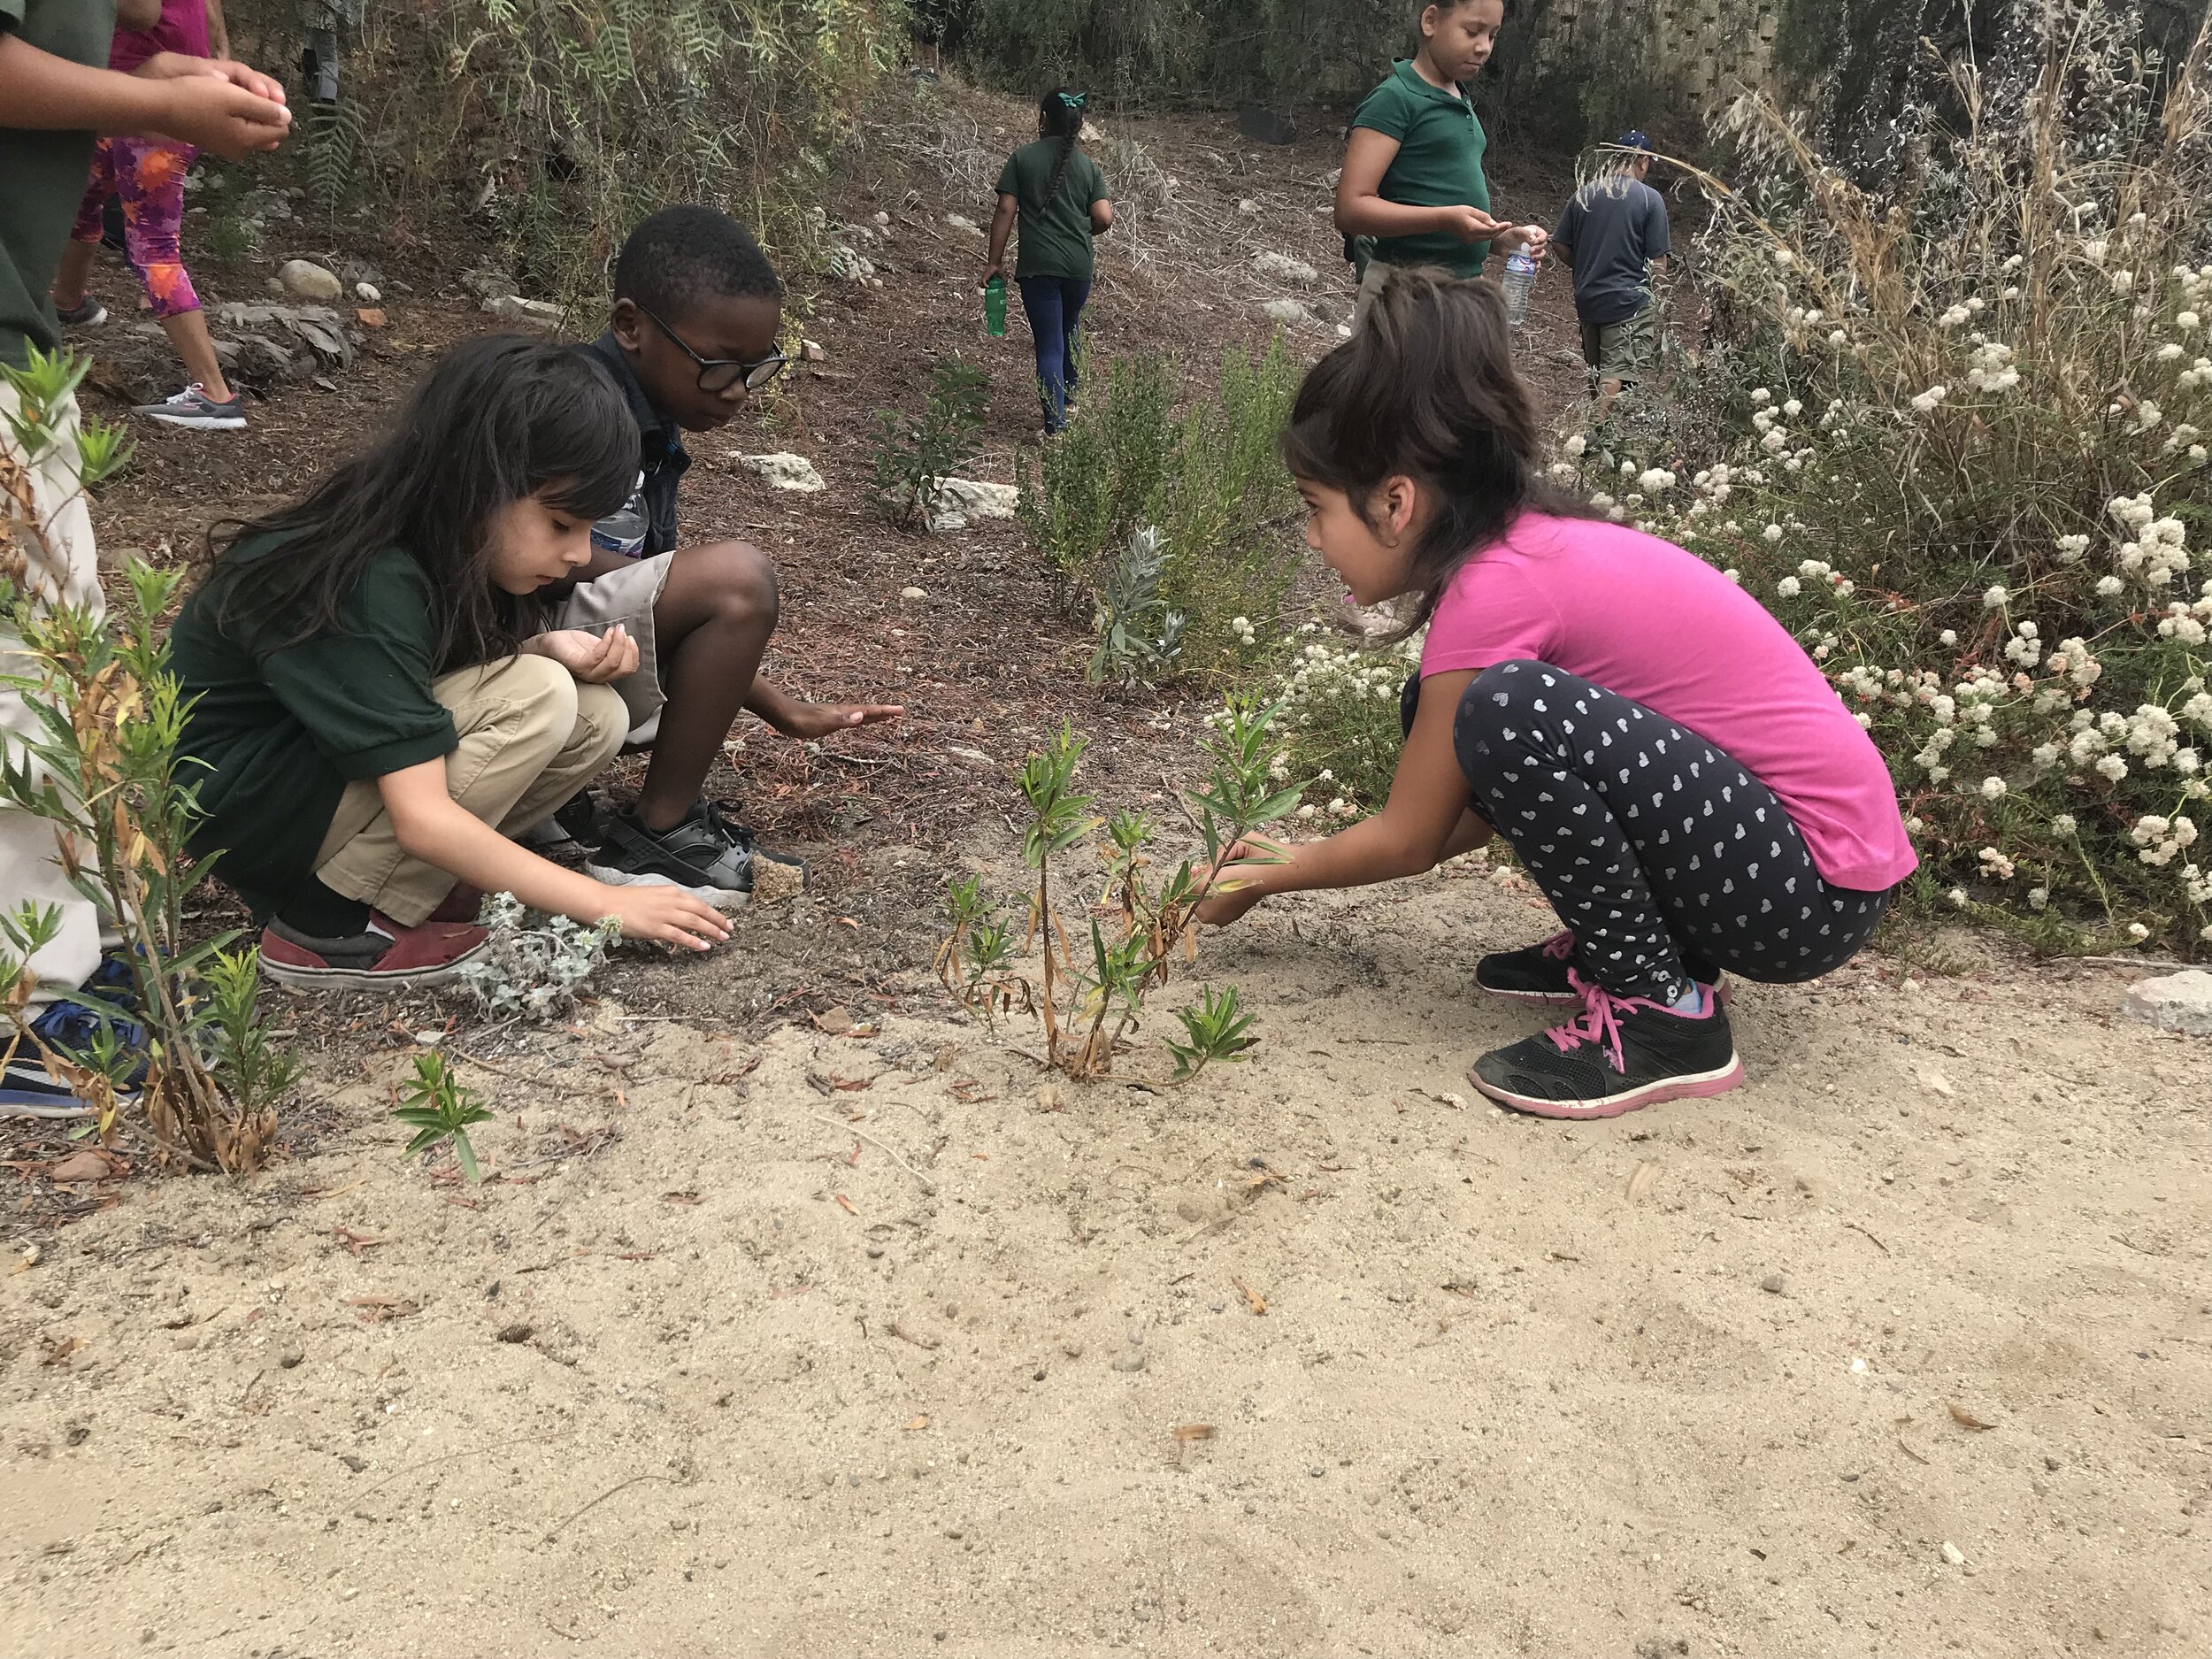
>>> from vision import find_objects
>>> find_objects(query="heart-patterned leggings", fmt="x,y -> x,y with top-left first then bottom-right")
1408,660 -> 1896,1004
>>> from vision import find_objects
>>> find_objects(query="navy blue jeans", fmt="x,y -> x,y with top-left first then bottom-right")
1017,274 -> 1091,431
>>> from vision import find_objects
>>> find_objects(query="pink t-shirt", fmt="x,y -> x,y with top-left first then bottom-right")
1419,511 -> 1917,892
110,0 -> 211,74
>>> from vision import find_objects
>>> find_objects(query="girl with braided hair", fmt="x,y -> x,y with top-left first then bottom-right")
983,88 -> 1113,434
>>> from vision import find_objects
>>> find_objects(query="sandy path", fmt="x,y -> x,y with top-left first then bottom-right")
4,857 -> 2207,1657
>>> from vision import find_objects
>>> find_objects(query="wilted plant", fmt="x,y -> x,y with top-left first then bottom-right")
872,357 -> 989,530
937,698 -> 1302,1081
2,346 -> 290,1169
392,1050 -> 494,1181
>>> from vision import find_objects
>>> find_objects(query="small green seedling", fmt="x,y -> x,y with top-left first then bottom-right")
1165,985 -> 1259,1082
393,1052 -> 494,1181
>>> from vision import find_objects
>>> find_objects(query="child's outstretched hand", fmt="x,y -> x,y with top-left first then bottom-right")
595,884 -> 733,952
1194,836 -> 1288,927
776,701 -> 906,741
527,626 -> 639,684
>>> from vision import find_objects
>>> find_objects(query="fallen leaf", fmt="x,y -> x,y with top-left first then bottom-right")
1947,1403 -> 2000,1431
1625,1161 -> 1659,1202
662,1190 -> 703,1206
1232,1276 -> 1268,1316
888,1320 -> 939,1350
1171,1424 -> 1216,1442
1894,1416 -> 1931,1464
812,1006 -> 856,1034
904,1415 -> 931,1432
827,1075 -> 873,1093
834,1193 -> 859,1216
45,1149 -> 118,1185
333,1227 -> 386,1256
40,1334 -> 83,1366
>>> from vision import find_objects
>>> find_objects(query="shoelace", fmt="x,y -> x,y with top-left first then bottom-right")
697,800 -> 757,855
1542,970 -> 1633,1075
1539,929 -> 1576,962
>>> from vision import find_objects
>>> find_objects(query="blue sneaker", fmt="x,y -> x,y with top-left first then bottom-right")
1,961 -> 150,1110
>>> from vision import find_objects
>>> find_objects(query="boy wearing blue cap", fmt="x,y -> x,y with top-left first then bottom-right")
1552,132 -> 1671,419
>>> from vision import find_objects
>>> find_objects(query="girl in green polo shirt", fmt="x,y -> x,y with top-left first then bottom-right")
170,337 -> 735,989
1334,1 -> 1546,307
983,88 -> 1113,434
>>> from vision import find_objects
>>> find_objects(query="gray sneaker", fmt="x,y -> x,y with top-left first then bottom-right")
55,298 -> 108,328
137,383 -> 246,431
584,799 -> 805,913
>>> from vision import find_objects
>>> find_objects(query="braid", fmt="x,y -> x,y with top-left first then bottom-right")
1044,133 -> 1079,204
1034,86 -> 1087,211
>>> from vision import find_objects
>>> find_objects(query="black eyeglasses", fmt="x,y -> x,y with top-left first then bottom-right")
636,302 -> 787,394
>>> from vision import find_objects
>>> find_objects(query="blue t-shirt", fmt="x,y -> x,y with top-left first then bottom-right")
1553,173 -> 1671,326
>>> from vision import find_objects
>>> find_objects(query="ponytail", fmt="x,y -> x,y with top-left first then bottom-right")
1037,87 -> 1088,208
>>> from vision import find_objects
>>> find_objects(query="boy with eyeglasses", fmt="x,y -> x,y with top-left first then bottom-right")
546,204 -> 902,908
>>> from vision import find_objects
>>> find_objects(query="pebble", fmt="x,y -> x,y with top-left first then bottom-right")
1110,1350 -> 1146,1373
278,258 -> 343,302
901,587 -> 928,600
1061,1340 -> 1083,1359
1309,1464 -> 1326,1478
1209,1301 -> 1226,1313
1762,1273 -> 1787,1294
280,1347 -> 304,1369
1940,1540 -> 1967,1566
354,280 -> 380,303
866,1245 -> 885,1259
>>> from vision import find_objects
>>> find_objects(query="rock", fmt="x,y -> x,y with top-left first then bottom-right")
872,210 -> 890,227
749,856 -> 806,906
459,268 -> 520,303
827,245 -> 876,281
354,280 -> 380,303
1253,251 -> 1318,284
278,259 -> 343,302
355,308 -> 386,328
225,333 -> 311,386
901,586 -> 929,601
280,1347 -> 303,1369
1259,298 -> 1315,327
733,452 -> 826,493
214,301 -> 354,369
45,1149 -> 115,1184
1079,119 -> 1104,142
945,746 -> 993,770
1110,1349 -> 1146,1373
482,294 -> 564,327
1237,198 -> 1260,215
801,338 -> 826,362
265,277 -> 287,298
927,477 -> 1018,530
945,213 -> 984,237
2121,969 -> 2212,1035
1940,1540 -> 1967,1566
1762,1273 -> 1787,1294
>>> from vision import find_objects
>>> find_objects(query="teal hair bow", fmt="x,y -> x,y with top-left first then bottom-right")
1059,91 -> 1088,112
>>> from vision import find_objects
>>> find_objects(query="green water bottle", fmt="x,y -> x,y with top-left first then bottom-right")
984,273 -> 1008,337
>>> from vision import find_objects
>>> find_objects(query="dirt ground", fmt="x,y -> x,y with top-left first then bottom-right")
4,80 -> 2209,1659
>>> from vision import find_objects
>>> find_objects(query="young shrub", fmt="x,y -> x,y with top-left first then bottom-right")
458,893 -> 623,1020
2,347 -> 293,1169
392,1051 -> 494,1181
872,356 -> 989,531
1087,525 -> 1187,687
1260,623 -> 1425,817
937,698 -> 1303,1081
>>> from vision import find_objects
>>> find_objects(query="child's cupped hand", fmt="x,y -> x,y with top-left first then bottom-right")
529,626 -> 640,684
597,884 -> 732,951
1193,835 -> 1289,928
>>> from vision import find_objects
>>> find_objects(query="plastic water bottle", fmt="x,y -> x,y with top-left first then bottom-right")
591,478 -> 649,559
983,274 -> 1008,338
1502,249 -> 1539,326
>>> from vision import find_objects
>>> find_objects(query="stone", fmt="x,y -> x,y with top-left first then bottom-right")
482,294 -> 564,327
927,477 -> 1018,530
1110,1349 -> 1146,1373
459,268 -> 520,303
1237,198 -> 1259,215
1940,1540 -> 1967,1566
353,280 -> 380,303
1762,1273 -> 1787,1294
355,308 -> 386,328
945,213 -> 984,237
1259,298 -> 1315,327
2121,969 -> 2212,1035
733,452 -> 826,493
801,338 -> 826,362
749,856 -> 806,905
900,586 -> 928,601
278,259 -> 343,302
827,245 -> 876,281
872,210 -> 891,227
1253,251 -> 1318,285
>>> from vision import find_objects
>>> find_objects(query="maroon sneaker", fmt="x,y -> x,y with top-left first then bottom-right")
427,882 -> 488,926
259,911 -> 489,991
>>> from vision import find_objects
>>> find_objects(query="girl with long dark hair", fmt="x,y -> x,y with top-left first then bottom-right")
1196,269 -> 1916,1118
983,87 -> 1113,433
169,335 -> 733,988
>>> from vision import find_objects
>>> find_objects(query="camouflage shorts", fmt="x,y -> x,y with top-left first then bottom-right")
1579,304 -> 1657,383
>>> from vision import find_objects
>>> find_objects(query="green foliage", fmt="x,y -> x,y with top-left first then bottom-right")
302,97 -> 367,218
2,360 -> 291,1170
393,1052 -> 495,1181
938,698 -> 1305,1079
1087,526 -> 1186,687
872,357 -> 990,529
1253,626 -> 1420,816
1019,337 -> 1302,681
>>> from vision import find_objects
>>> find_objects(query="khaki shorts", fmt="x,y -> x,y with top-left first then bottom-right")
541,550 -> 673,744
1579,305 -> 1656,384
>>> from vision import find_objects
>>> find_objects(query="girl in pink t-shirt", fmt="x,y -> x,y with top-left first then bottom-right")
1197,267 -> 1914,1119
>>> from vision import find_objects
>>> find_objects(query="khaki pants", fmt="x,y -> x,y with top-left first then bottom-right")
1,382 -> 104,1006
312,656 -> 626,927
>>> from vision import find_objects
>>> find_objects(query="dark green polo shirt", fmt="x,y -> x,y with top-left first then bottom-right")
172,540 -> 461,915
995,140 -> 1109,281
1350,59 -> 1494,278
1,0 -> 118,367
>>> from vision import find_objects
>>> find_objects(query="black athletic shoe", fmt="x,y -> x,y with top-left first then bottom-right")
1470,975 -> 1745,1119
518,787 -> 611,853
1476,928 -> 1731,1007
585,799 -> 806,913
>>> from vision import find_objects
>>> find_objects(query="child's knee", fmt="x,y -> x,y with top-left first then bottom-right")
569,682 -> 632,767
687,539 -> 781,628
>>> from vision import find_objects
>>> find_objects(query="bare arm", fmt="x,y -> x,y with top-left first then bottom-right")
117,0 -> 164,28
1089,196 -> 1114,234
984,192 -> 1018,280
1335,127 -> 1506,243
0,36 -> 288,155
374,761 -> 731,950
205,0 -> 231,61
1197,669 -> 1487,922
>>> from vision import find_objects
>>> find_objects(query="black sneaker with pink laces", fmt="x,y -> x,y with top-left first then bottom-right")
1469,972 -> 1746,1120
1475,929 -> 1730,1006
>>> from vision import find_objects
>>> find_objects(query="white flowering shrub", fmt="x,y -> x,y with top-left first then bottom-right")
459,894 -> 624,1019
1254,622 -> 1424,818
1560,5 -> 2212,951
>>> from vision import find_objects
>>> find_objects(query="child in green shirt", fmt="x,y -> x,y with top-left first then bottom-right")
984,88 -> 1114,434
1334,1 -> 1545,308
